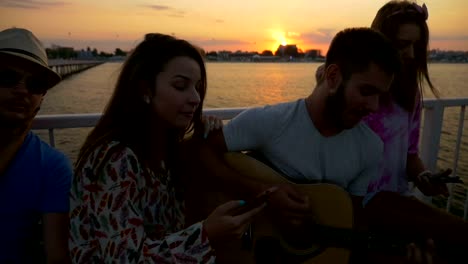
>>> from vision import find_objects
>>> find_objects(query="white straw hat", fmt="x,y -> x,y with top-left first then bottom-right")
0,28 -> 61,89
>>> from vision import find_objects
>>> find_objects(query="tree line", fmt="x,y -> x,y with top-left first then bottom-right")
46,46 -> 127,59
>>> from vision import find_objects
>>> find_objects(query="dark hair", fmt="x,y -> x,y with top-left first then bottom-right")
76,33 -> 207,171
325,27 -> 401,82
372,0 -> 438,110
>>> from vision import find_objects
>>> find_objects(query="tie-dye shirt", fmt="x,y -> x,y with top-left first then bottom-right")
363,96 -> 422,195
69,141 -> 215,263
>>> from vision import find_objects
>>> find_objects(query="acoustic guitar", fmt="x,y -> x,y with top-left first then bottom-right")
186,152 -> 410,264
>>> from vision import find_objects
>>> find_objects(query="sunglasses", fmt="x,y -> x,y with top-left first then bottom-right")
0,68 -> 49,94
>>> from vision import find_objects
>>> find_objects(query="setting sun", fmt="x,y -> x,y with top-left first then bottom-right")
271,31 -> 288,52
0,0 -> 466,53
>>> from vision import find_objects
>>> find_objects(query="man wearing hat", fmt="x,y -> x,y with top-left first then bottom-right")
0,28 -> 72,263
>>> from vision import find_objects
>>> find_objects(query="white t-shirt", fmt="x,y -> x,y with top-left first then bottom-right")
223,99 -> 383,196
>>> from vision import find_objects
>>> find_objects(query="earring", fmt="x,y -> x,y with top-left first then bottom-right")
143,95 -> 150,104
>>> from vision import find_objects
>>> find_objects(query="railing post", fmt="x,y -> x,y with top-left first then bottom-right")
448,106 -> 465,212
48,128 -> 55,148
417,103 -> 445,203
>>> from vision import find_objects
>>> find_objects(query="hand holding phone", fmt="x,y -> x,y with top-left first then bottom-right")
416,169 -> 458,196
233,188 -> 275,215
428,170 -> 463,184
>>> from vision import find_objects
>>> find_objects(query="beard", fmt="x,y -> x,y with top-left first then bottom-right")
0,104 -> 40,131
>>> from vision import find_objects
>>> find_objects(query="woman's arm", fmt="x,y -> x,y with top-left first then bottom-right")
406,153 -> 426,182
43,213 -> 71,264
69,144 -> 215,263
407,154 -> 449,196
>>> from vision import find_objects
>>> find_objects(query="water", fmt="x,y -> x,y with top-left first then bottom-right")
37,62 -> 468,215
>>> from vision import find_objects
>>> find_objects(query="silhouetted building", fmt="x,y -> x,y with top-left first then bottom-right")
305,49 -> 322,58
275,44 -> 299,58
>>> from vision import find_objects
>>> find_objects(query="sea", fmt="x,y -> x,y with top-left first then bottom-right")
36,62 -> 468,216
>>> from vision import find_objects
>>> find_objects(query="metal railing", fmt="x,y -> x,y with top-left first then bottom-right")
418,98 -> 468,219
32,98 -> 468,218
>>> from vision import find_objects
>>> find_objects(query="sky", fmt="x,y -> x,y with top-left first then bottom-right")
1,0 -> 467,54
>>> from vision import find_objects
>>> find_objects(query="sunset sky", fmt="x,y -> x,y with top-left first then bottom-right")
1,0 -> 467,54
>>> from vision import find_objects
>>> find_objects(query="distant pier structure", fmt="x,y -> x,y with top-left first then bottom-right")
48,59 -> 104,79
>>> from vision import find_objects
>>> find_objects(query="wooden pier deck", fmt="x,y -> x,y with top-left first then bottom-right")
48,59 -> 104,78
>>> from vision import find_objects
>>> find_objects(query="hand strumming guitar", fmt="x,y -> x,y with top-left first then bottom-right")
266,184 -> 310,228
405,239 -> 436,264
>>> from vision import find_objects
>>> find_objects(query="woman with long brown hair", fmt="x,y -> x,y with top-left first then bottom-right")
69,33 -> 265,263
365,0 -> 447,199
361,1 -> 468,263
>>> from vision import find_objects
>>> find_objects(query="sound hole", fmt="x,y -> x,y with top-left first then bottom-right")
278,225 -> 324,255
275,214 -> 326,257
254,236 -> 325,263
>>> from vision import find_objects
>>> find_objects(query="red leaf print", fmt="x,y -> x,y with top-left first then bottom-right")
94,230 -> 108,239
144,209 -> 154,224
116,239 -> 128,256
134,190 -> 146,204
89,239 -> 100,248
78,206 -> 88,221
120,180 -> 132,189
110,167 -> 118,181
128,182 -> 138,200
142,244 -> 149,256
152,255 -> 173,264
111,150 -> 125,162
201,225 -> 209,242
70,206 -> 82,219
120,228 -> 132,238
97,193 -> 109,214
169,240 -> 183,249
131,231 -> 138,246
174,253 -> 197,264
78,247 -> 96,264
70,247 -> 81,260
107,193 -> 113,209
149,190 -> 160,205
111,189 -> 128,212
109,241 -> 116,256
127,170 -> 137,181
90,193 -> 96,211
203,252 -> 215,263
83,184 -> 103,192
109,214 -> 118,230
103,242 -> 110,256
79,225 -> 89,240
128,218 -> 144,227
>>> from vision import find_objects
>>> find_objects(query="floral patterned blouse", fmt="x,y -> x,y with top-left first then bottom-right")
69,141 -> 215,263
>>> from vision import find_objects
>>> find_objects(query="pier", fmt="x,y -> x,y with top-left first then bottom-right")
49,59 -> 104,78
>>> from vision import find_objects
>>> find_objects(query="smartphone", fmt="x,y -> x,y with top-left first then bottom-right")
428,171 -> 463,184
234,190 -> 272,215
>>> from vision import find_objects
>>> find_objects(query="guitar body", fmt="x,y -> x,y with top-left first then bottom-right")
185,152 -> 354,263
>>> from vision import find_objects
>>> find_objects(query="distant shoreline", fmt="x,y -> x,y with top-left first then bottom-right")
61,59 -> 468,64
427,61 -> 468,64
202,60 -> 468,64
